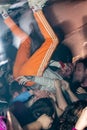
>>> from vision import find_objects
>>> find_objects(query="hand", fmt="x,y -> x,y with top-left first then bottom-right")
76,87 -> 87,94
16,76 -> 34,85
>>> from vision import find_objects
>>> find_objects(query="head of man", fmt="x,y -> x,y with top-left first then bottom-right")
59,100 -> 87,130
72,58 -> 87,82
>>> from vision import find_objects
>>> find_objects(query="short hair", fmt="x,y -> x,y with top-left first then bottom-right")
75,58 -> 87,70
59,100 -> 87,130
9,81 -> 23,96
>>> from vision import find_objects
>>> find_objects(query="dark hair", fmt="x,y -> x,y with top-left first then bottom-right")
10,98 -> 59,129
59,100 -> 87,130
29,98 -> 56,120
29,98 -> 59,130
75,58 -> 87,70
9,81 -> 23,96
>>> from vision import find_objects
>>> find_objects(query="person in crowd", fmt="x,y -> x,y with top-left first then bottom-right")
0,0 -> 60,88
69,58 -> 87,100
2,1 -> 72,96
10,98 -> 59,130
16,72 -> 78,102
9,78 -> 79,130
72,58 -> 87,84
59,100 -> 87,130
12,75 -> 78,113
73,106 -> 87,130
8,80 -> 60,129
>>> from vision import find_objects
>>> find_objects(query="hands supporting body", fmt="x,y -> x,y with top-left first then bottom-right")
16,76 -> 35,86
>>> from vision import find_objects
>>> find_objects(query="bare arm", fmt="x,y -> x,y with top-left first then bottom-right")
61,80 -> 78,102
74,107 -> 87,130
54,80 -> 68,111
23,114 -> 52,130
23,121 -> 41,130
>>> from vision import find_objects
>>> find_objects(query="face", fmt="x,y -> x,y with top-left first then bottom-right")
63,63 -> 73,78
57,63 -> 73,78
73,63 -> 85,82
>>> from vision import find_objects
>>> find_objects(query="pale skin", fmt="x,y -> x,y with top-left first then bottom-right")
75,107 -> 87,130
61,80 -> 78,102
54,79 -> 68,112
76,87 -> 87,94
23,114 -> 53,130
54,79 -> 78,116
7,111 -> 53,130
7,111 -> 23,130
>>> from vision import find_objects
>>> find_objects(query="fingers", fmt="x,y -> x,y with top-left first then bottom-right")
76,87 -> 86,94
16,76 -> 25,81
16,76 -> 28,85
18,78 -> 28,85
15,76 -> 34,85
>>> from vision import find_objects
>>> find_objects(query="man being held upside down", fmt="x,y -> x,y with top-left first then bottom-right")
0,0 -> 60,90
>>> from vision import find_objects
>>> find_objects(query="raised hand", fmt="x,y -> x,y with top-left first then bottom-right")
76,87 -> 87,94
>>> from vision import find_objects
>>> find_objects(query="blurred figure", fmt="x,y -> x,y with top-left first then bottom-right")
59,100 -> 87,130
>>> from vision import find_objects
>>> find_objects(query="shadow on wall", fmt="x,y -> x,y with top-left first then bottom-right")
51,43 -> 73,63
51,25 -> 73,63
83,16 -> 87,40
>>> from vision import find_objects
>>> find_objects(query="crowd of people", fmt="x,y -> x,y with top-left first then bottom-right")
0,0 -> 87,130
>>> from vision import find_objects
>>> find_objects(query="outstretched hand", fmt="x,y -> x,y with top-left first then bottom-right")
76,87 -> 87,94
16,76 -> 34,85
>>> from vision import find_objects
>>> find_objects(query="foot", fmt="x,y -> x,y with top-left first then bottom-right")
27,0 -> 48,11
